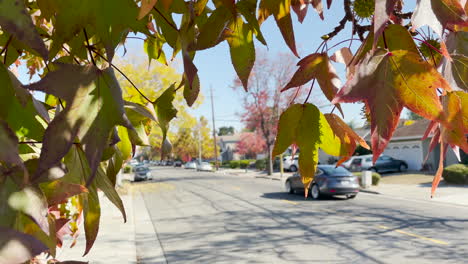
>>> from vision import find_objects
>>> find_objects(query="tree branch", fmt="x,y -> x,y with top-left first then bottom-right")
0,35 -> 13,58
83,28 -> 96,66
304,79 -> 316,104
91,49 -> 154,104
153,6 -> 179,31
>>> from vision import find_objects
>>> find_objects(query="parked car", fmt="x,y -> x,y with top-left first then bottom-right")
197,162 -> 213,171
284,165 -> 359,199
349,154 -> 408,173
166,160 -> 174,166
133,166 -> 153,181
283,156 -> 299,172
174,160 -> 182,167
185,161 -> 197,169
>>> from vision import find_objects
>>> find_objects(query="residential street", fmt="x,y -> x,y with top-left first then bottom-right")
138,167 -> 468,264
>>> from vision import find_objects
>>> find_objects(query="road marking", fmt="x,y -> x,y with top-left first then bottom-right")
232,186 -> 241,191
378,225 -> 449,245
281,199 -> 299,205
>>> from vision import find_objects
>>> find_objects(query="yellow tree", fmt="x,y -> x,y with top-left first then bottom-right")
115,57 -> 201,159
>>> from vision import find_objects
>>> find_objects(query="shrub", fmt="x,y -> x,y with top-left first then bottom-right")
123,165 -> 132,173
255,159 -> 266,170
442,164 -> 468,184
372,172 -> 381,186
229,160 -> 240,169
240,160 -> 250,169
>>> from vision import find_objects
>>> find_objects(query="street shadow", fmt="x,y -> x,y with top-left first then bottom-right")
418,181 -> 468,189
140,179 -> 468,264
261,192 -> 349,201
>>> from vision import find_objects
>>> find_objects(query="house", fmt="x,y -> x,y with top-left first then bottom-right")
367,119 -> 462,171
218,134 -> 242,161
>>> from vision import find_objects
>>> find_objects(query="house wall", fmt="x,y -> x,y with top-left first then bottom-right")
422,139 -> 460,171
384,140 -> 424,170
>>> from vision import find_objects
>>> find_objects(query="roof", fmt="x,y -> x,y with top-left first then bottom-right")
218,134 -> 241,143
363,119 -> 431,141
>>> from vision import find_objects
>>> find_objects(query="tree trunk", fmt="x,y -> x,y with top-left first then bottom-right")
267,144 -> 273,175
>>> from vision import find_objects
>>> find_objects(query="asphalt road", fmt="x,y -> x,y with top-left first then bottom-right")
139,167 -> 468,264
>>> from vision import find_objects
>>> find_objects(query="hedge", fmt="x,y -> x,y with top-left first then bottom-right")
229,160 -> 240,169
442,164 -> 468,184
123,165 -> 132,173
255,159 -> 266,170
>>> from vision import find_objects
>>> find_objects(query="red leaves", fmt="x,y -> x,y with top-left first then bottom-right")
333,49 -> 451,162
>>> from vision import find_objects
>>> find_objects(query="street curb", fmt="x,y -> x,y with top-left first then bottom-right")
359,188 -> 381,194
254,176 -> 281,181
133,191 -> 167,264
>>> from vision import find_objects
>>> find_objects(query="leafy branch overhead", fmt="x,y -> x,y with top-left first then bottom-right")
0,0 -> 467,262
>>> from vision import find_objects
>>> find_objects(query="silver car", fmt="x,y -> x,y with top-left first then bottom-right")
197,162 -> 213,171
285,165 -> 359,199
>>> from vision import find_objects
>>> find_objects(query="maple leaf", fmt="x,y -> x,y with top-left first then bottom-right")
441,32 -> 468,91
282,53 -> 343,115
373,0 -> 397,49
138,0 -> 158,19
225,16 -> 256,91
412,0 -> 468,37
323,113 -> 370,166
333,49 -> 451,162
25,63 -> 133,186
259,0 -> 299,57
272,104 -> 342,193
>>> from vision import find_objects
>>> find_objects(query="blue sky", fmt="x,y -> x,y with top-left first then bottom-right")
17,3 -> 414,132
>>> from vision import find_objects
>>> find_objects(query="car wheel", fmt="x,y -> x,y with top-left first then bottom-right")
346,194 -> 357,199
289,165 -> 298,172
311,184 -> 320,200
398,163 -> 407,172
285,181 -> 294,194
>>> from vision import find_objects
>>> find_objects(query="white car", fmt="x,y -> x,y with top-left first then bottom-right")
197,162 -> 213,171
184,161 -> 197,169
341,155 -> 373,171
283,156 -> 299,172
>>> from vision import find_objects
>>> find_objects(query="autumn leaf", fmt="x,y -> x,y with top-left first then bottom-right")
138,0 -> 158,20
373,0 -> 397,50
237,0 -> 267,45
330,47 -> 354,78
323,113 -> 370,166
0,0 -> 48,59
272,104 -> 333,191
193,5 -> 232,51
412,0 -> 468,37
291,0 -> 310,23
441,32 -> 468,91
225,16 -> 255,91
0,120 -> 24,169
39,180 -> 87,206
282,53 -> 343,115
259,0 -> 299,57
25,63 -> 133,186
333,49 -> 451,162
183,73 -> 201,107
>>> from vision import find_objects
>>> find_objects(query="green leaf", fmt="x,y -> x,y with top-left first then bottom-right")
259,0 -> 298,57
193,6 -> 232,50
0,64 -> 45,141
0,0 -> 48,59
153,85 -> 178,141
273,104 -> 330,190
183,73 -> 200,107
63,145 -> 100,256
226,16 -> 255,91
0,226 -> 48,264
95,165 -> 126,223
0,120 -> 23,169
106,146 -> 124,186
8,186 -> 49,235
333,49 -> 451,162
124,101 -> 158,123
237,0 -> 267,45
144,36 -> 168,66
25,63 -> 133,185
117,126 -> 132,161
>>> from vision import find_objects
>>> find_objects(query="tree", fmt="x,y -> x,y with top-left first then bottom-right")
0,0 -> 467,262
173,116 -> 214,161
233,51 -> 305,175
218,126 -> 235,136
236,132 -> 266,159
406,110 -> 424,120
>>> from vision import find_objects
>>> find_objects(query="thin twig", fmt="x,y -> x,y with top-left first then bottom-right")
153,6 -> 179,31
83,28 -> 96,66
326,38 -> 361,52
0,35 -> 13,57
304,79 -> 316,104
414,37 -> 443,55
62,45 -> 82,64
382,31 -> 388,49
289,85 -> 302,106
91,49 -> 154,104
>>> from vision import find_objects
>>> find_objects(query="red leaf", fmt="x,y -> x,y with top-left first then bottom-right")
333,49 -> 451,162
373,0 -> 397,50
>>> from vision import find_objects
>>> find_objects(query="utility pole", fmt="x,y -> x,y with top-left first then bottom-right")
210,86 -> 219,170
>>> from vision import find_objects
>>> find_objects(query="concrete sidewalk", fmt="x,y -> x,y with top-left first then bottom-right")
56,193 -> 137,263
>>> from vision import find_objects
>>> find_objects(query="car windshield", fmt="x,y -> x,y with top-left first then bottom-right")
135,167 -> 148,172
201,162 -> 210,165
320,166 -> 351,175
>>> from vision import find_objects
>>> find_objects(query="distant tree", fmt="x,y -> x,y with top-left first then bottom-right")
218,126 -> 235,136
233,51 -> 306,175
406,110 -> 424,120
236,132 -> 266,159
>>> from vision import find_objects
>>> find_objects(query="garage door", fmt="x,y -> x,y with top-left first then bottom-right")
384,141 -> 423,170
